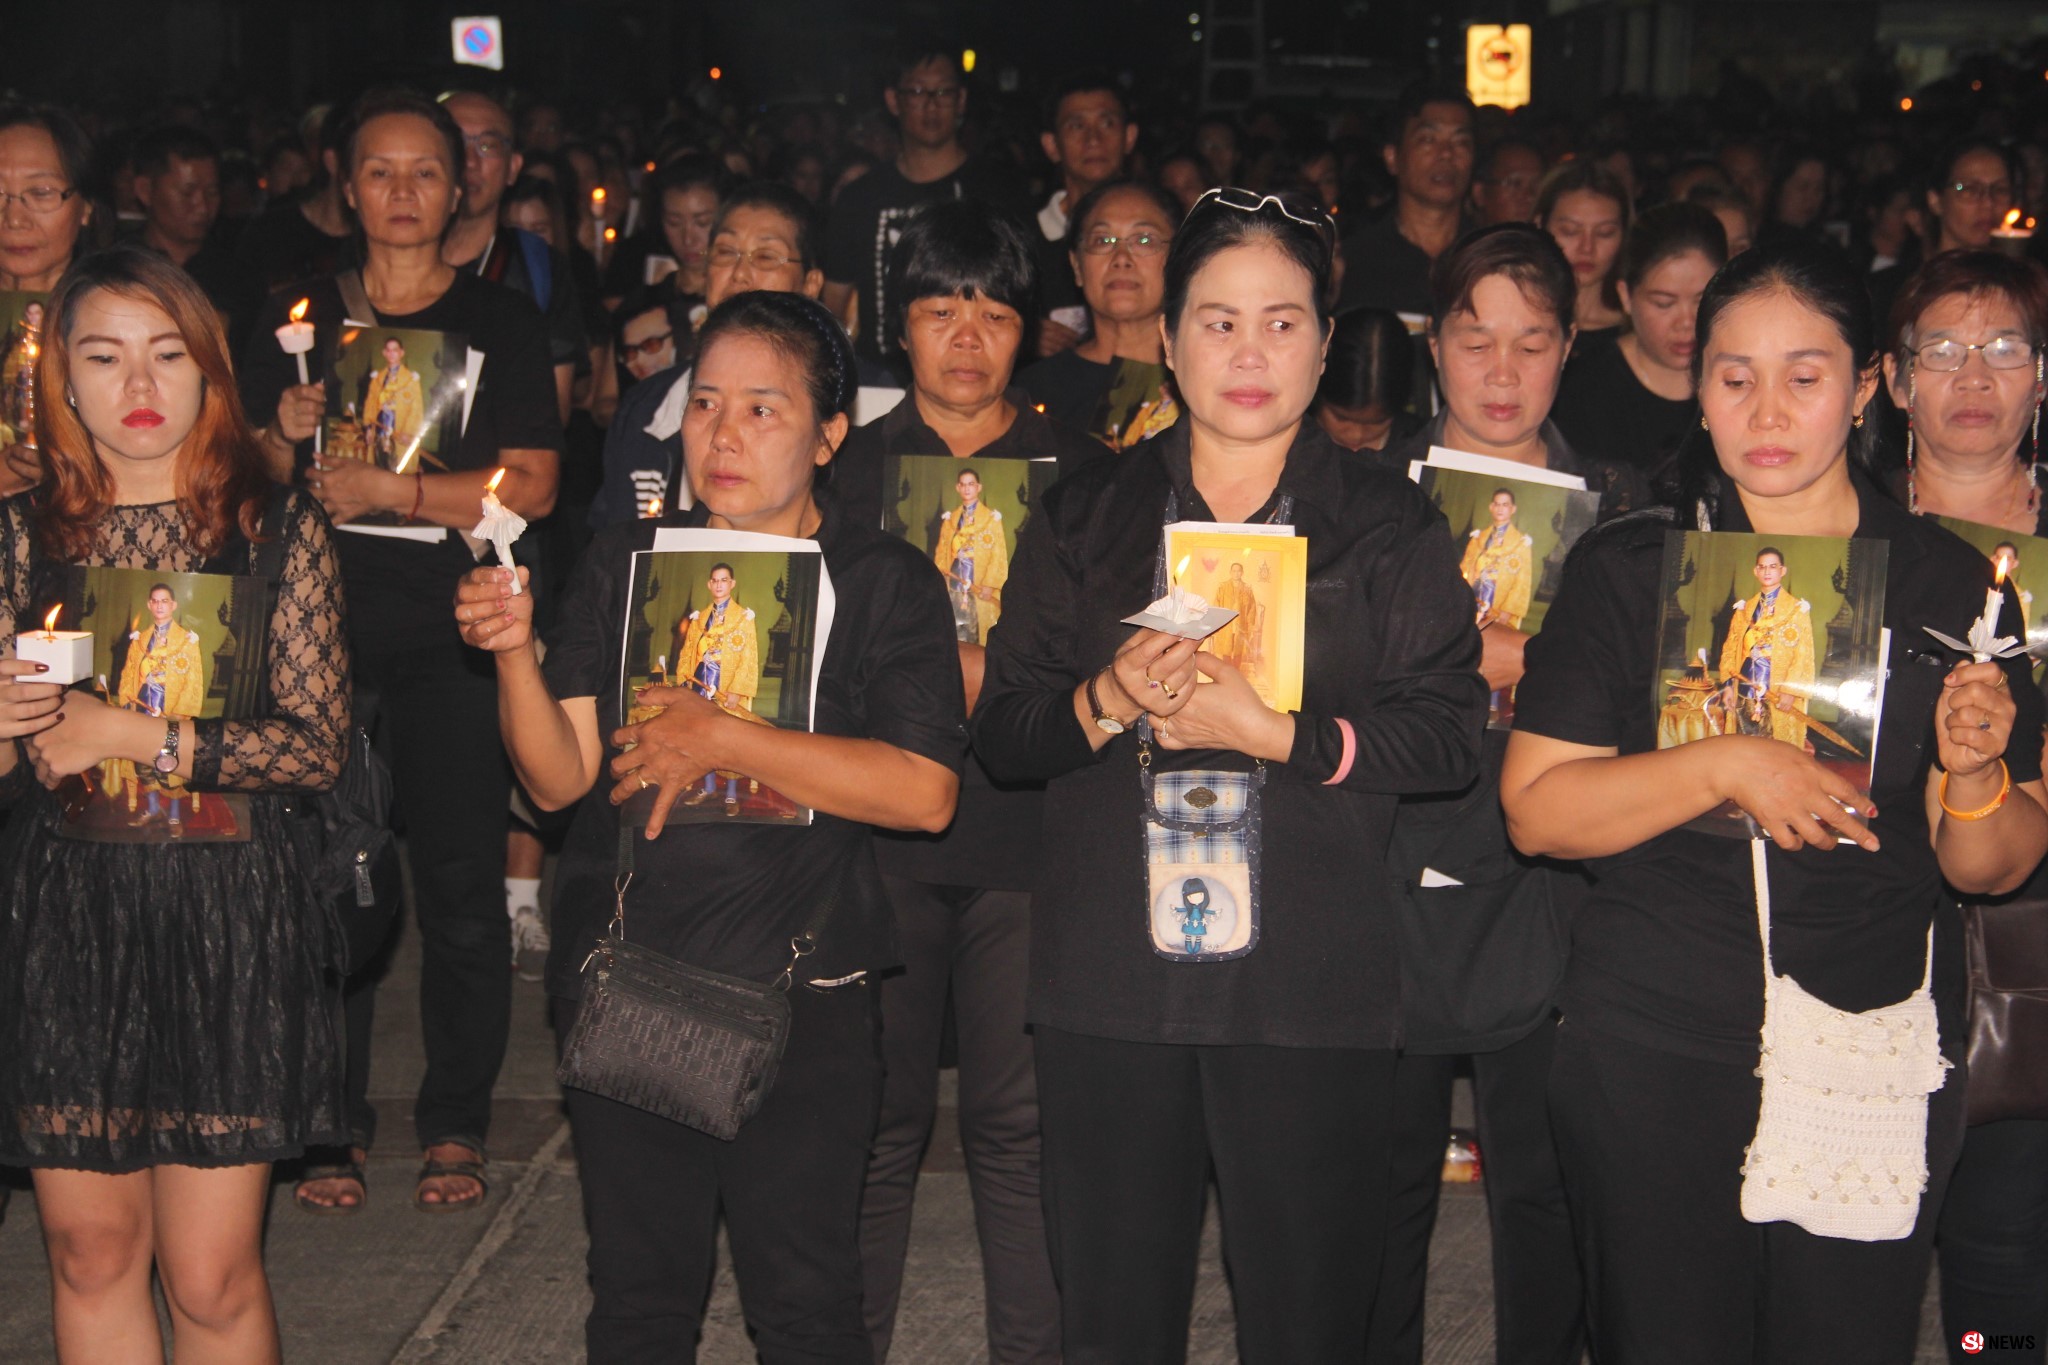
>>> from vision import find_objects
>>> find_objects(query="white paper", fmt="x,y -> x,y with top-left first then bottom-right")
1412,445 -> 1588,491
1419,867 -> 1465,888
1165,519 -> 1297,538
854,384 -> 906,427
338,522 -> 448,542
459,348 -> 484,435
1120,603 -> 1238,640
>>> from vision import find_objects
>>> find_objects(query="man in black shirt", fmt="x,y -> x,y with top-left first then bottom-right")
1031,73 -> 1138,357
236,110 -> 354,296
1336,86 -> 1476,320
132,126 -> 263,355
823,46 -> 1025,371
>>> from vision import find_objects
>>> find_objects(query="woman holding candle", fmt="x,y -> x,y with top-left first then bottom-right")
0,104 -> 105,498
1877,249 -> 2048,1361
0,245 -> 348,1361
1501,240 -> 2048,1362
238,87 -> 561,1216
970,189 -> 1486,1358
452,289 -> 964,1361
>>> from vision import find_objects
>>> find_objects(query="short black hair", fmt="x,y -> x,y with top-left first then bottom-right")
339,88 -> 465,181
1927,137 -> 2015,198
714,180 -> 824,271
890,43 -> 959,88
1043,71 -> 1129,131
1493,488 -> 1518,503
694,290 -> 858,426
132,126 -> 219,180
1619,202 -> 1727,294
650,153 -> 734,208
1756,547 -> 1785,564
1163,190 -> 1334,332
1386,82 -> 1474,147
1317,308 -> 1412,412
887,198 -> 1040,324
611,286 -> 692,351
1474,139 -> 1541,184
1429,223 -> 1576,335
1064,178 -> 1180,255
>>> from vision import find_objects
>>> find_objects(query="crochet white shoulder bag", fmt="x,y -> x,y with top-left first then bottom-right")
1738,839 -> 1951,1242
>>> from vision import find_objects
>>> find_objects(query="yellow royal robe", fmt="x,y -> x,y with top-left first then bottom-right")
362,363 -> 426,466
1718,588 -> 1814,749
111,620 -> 206,812
678,599 -> 759,716
935,502 -> 1008,645
1210,578 -> 1259,670
1460,522 -> 1534,629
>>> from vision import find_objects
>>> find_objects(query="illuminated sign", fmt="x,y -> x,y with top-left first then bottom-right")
1467,24 -> 1532,110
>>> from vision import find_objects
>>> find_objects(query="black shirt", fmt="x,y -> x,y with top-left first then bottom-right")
1514,471 -> 2045,1065
827,393 -> 1101,891
1552,339 -> 1696,488
235,201 -> 353,296
164,240 -> 264,359
539,499 -> 968,997
238,272 -> 564,639
457,227 -> 589,373
971,420 -> 1488,1048
823,158 -> 1028,368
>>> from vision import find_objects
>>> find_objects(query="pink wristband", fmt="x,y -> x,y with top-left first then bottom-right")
1324,717 -> 1357,786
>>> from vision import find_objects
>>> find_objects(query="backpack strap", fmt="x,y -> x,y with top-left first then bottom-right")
335,269 -> 377,325
514,230 -> 553,314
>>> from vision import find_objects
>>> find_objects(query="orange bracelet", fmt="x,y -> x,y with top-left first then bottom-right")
1939,760 -> 2011,822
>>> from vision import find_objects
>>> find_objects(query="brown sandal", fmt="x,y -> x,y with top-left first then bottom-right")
293,1150 -> 368,1215
413,1143 -> 488,1212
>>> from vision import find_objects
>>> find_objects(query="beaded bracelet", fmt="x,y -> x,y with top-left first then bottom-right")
1939,759 -> 2011,822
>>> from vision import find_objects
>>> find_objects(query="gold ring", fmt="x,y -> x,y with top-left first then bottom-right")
1163,685 -> 1180,700
637,774 -> 651,790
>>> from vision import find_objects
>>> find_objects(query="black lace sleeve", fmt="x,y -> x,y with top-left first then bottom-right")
0,498 -> 34,807
190,491 -> 351,792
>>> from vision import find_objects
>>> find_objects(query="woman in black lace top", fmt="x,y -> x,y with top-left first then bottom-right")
0,246 -> 349,1360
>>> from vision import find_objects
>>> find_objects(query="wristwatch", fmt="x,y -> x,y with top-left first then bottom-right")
1086,671 -> 1126,736
151,720 -> 180,775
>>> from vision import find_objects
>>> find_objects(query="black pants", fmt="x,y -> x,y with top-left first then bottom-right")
1034,1026 -> 1398,1364
1368,1019 -> 1583,1365
344,636 -> 514,1149
1939,1117 -> 2048,1363
861,879 -> 1058,1364
1549,1019 -> 1964,1365
557,982 -> 883,1364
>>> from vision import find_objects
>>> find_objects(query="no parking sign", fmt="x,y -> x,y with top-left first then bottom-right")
452,17 -> 504,71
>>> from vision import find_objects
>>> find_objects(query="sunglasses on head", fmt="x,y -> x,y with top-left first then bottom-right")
1192,187 -> 1336,241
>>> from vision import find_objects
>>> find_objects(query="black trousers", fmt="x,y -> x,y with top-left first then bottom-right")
1034,1026 -> 1398,1365
345,636 -> 514,1149
557,982 -> 883,1364
1939,1117 -> 2048,1363
861,879 -> 1058,1364
1368,1019 -> 1583,1365
1549,1018 -> 1965,1365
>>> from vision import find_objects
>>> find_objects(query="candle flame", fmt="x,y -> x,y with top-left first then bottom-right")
42,605 -> 60,633
485,468 -> 507,494
591,187 -> 606,207
1174,554 -> 1191,581
1996,557 -> 2009,586
289,297 -> 309,323
604,226 -> 618,242
645,496 -> 661,517
2005,208 -> 2024,230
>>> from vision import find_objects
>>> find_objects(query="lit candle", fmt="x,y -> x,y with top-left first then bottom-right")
275,298 -> 315,385
473,468 -> 529,594
1170,554 -> 1191,617
14,605 -> 93,684
590,187 -> 608,267
644,495 -> 661,519
1991,209 -> 2038,260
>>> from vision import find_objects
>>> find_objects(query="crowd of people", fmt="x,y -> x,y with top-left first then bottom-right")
0,35 -> 2046,1365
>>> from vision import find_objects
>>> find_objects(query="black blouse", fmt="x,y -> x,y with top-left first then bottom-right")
1515,470 -> 2046,1065
971,421 -> 1487,1048
538,498 -> 968,998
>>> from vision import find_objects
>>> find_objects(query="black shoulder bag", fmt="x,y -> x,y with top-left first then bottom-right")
251,490 -> 402,975
555,830 -> 837,1141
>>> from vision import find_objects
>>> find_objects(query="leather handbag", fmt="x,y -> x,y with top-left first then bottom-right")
1961,893 -> 2048,1126
555,834 -> 836,1141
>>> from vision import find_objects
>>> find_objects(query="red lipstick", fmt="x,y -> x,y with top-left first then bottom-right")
122,408 -> 164,429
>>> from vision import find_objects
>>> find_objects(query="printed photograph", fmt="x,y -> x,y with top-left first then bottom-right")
49,566 -> 276,844
1163,525 -> 1309,712
1418,464 -> 1601,727
882,454 -> 1057,645
620,548 -> 824,826
1653,530 -> 1890,837
1935,516 -> 2048,678
0,289 -> 47,451
322,323 -> 469,476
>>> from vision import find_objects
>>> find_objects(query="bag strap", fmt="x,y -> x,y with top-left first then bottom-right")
250,484 -> 294,581
1750,836 -> 1933,991
610,825 -> 838,990
336,269 -> 377,326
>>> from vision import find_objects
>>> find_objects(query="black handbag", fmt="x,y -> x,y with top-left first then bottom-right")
1961,892 -> 2048,1126
555,834 -> 837,1141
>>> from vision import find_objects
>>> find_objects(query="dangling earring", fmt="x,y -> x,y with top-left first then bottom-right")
1852,411 -> 1865,428
1905,369 -> 1918,515
1699,414 -> 1708,430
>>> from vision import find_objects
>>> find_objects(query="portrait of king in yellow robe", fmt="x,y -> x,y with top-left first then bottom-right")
676,562 -> 762,811
934,466 -> 1009,645
1716,548 -> 1814,750
1209,563 -> 1260,672
360,335 -> 426,467
109,583 -> 206,818
1459,489 -> 1533,629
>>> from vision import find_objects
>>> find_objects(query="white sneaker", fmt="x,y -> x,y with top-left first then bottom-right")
510,903 -> 551,982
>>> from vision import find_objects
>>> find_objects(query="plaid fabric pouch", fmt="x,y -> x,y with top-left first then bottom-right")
1139,758 -> 1263,962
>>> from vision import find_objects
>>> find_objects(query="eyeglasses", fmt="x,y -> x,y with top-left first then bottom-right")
1079,231 -> 1169,257
897,85 -> 963,105
622,330 -> 674,358
0,185 -> 78,216
1191,187 -> 1336,241
1947,180 -> 2013,204
462,133 -> 512,159
708,244 -> 799,273
1914,336 -> 2039,372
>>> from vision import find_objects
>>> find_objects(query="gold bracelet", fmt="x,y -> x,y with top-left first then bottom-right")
1939,760 -> 2011,822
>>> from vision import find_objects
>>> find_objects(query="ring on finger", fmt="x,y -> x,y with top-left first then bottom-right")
637,774 -> 651,790
1163,684 -> 1180,700
1979,719 -> 1993,732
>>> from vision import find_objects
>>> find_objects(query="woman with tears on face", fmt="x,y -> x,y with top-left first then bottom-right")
1502,241 -> 2048,1364
972,188 -> 1485,1359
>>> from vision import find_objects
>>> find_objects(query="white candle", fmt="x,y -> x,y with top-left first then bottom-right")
473,468 -> 528,595
275,298 -> 315,386
15,607 -> 91,684
1974,582 -> 2005,662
